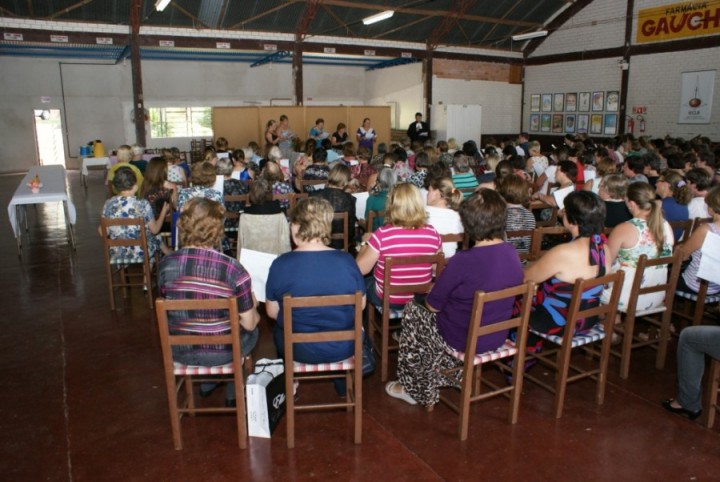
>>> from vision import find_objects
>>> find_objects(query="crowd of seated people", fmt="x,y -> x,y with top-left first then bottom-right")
98,128 -> 720,423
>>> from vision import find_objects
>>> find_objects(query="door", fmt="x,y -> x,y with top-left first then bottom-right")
446,104 -> 482,146
33,109 -> 66,167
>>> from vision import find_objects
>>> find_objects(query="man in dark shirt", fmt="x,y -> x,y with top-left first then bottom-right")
407,112 -> 430,144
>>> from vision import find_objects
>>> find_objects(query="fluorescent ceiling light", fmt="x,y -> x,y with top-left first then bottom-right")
155,0 -> 171,11
511,30 -> 548,41
363,10 -> 394,25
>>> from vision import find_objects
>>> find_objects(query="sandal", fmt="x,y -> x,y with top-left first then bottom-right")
662,398 -> 702,420
385,381 -> 417,405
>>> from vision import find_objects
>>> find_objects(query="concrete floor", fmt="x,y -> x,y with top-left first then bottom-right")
1,168 -> 719,481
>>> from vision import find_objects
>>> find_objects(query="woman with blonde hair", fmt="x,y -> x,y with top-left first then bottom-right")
177,161 -> 223,211
603,182 -> 673,312
656,170 -> 691,241
356,183 -> 442,309
426,176 -> 464,258
584,156 -> 616,194
266,197 -> 372,395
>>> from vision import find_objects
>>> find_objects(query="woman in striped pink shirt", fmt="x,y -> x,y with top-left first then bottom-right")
356,183 -> 442,309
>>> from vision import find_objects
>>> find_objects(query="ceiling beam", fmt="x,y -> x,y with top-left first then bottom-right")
296,0 -> 323,40
289,0 -> 540,28
373,15 -> 432,40
229,3 -> 293,30
48,0 -> 94,20
523,0 -> 594,56
170,2 -> 212,29
321,4 -> 357,38
26,0 -> 33,17
427,0 -> 477,49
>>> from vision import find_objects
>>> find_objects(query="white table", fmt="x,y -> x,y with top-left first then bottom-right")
8,165 -> 77,255
81,157 -> 111,186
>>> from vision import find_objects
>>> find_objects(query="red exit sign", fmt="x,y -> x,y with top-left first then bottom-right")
632,106 -> 647,114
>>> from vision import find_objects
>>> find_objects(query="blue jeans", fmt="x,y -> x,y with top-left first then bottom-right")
172,327 -> 260,401
676,325 -> 720,411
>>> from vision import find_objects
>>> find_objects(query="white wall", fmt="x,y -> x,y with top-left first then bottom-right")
432,78 -> 522,142
365,63 -> 424,129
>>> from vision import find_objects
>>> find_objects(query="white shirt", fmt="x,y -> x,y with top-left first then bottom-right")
689,196 -> 709,220
426,206 -> 464,258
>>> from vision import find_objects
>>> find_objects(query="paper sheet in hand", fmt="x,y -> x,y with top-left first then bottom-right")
697,231 -> 720,285
239,249 -> 277,303
551,185 -> 575,210
353,191 -> 369,222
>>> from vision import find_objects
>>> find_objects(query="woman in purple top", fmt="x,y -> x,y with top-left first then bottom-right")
385,189 -> 523,407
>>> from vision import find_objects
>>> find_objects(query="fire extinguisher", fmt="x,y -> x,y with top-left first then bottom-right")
637,115 -> 646,133
627,117 -> 634,134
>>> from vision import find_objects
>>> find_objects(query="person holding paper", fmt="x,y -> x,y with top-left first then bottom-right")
676,185 -> 720,296
524,191 -> 612,351
265,197 -> 371,395
158,197 -> 260,407
356,118 -> 376,155
309,118 -> 329,148
602,182 -> 674,313
531,160 -> 577,209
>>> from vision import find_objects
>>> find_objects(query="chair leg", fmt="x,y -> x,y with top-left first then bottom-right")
509,351 -> 526,425
185,376 -> 195,413
354,369 -> 363,445
693,298 -> 705,326
380,313 -> 390,383
596,333 -> 613,406
702,359 -> 720,429
656,310 -> 672,370
458,363 -> 475,441
554,343 -> 573,418
106,264 -> 116,311
286,371 -> 296,449
233,371 -> 247,449
166,375 -> 183,450
346,370 -> 353,412
619,314 -> 635,380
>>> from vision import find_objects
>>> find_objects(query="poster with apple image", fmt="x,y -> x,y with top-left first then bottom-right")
679,70 -> 715,124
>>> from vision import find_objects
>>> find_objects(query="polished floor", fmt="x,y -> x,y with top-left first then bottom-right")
2,168 -> 719,481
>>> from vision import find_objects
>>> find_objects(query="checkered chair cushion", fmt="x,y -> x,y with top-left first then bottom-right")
173,361 -> 235,375
620,305 -> 667,317
293,356 -> 355,373
531,324 -> 606,348
676,289 -> 720,303
375,304 -> 405,319
449,340 -> 518,365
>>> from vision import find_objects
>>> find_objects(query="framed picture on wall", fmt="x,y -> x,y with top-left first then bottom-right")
565,93 -> 577,112
552,114 -> 564,133
604,114 -> 618,135
541,114 -> 551,132
606,91 -> 619,111
578,92 -> 591,111
530,114 -> 540,132
592,91 -> 605,112
577,114 -> 589,133
530,94 -> 541,112
590,114 -> 603,134
541,94 -> 552,112
553,93 -> 565,112
565,114 -> 576,133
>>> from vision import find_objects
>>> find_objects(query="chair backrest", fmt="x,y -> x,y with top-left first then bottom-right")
535,206 -> 559,228
281,291 -> 364,357
463,281 -> 535,356
505,229 -> 534,262
273,192 -> 308,212
298,179 -> 327,193
624,252 -> 681,317
99,216 -> 152,267
669,219 -> 694,244
529,226 -> 569,261
382,254 -> 446,312
366,210 -> 386,232
155,297 -> 243,361
440,232 -> 469,253
561,271 -> 625,346
332,211 -> 350,252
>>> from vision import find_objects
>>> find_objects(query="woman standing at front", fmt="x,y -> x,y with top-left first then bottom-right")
265,119 -> 279,148
357,118 -> 376,156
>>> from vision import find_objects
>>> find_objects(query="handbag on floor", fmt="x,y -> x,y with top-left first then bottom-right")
246,358 -> 286,438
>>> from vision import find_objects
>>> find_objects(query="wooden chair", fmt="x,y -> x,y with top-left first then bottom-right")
611,253 -> 682,379
368,253 -> 446,382
282,291 -> 364,449
535,206 -> 559,228
441,232 -> 469,253
529,226 -> 569,261
702,358 -> 720,429
297,178 -> 327,193
673,278 -> 720,327
524,270 -> 625,418
273,192 -> 308,213
438,281 -> 535,440
366,209 -> 386,233
224,194 -> 248,253
99,217 -> 154,310
668,219 -> 694,245
155,297 -> 249,450
505,229 -> 535,262
331,211 -> 350,252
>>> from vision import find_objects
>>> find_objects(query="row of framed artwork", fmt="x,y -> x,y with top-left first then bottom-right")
530,91 -> 619,113
529,113 -> 618,136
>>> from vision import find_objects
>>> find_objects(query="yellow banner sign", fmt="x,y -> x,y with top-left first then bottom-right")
637,1 -> 720,43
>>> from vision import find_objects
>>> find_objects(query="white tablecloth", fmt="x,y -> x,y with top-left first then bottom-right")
81,157 -> 111,175
8,165 -> 77,237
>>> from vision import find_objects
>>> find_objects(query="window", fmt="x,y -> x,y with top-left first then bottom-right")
149,107 -> 213,139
